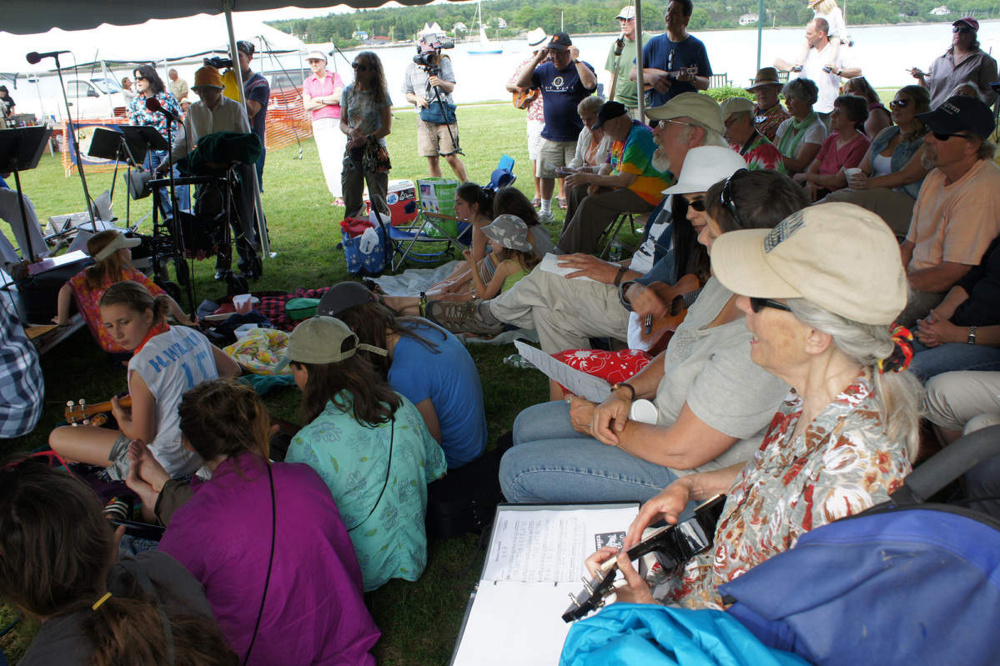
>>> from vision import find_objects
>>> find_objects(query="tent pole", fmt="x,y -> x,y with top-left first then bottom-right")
224,0 -> 271,260
756,0 -> 764,71
635,0 -> 644,119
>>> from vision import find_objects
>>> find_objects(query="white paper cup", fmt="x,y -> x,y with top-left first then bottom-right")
843,167 -> 862,179
629,399 -> 658,425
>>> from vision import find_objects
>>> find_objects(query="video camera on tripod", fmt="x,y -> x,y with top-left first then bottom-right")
412,34 -> 455,74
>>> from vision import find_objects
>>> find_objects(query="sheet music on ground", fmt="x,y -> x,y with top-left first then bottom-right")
451,503 -> 638,666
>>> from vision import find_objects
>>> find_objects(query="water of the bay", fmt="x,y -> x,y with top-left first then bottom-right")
323,20 -> 1000,104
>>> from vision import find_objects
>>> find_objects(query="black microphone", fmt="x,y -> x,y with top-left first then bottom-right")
26,50 -> 71,64
145,97 -> 182,124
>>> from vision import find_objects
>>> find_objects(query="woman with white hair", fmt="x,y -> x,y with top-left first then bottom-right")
774,77 -> 828,175
586,202 -> 920,610
563,95 -> 612,223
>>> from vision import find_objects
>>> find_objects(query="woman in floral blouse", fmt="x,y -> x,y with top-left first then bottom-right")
127,64 -> 189,218
587,202 -> 920,610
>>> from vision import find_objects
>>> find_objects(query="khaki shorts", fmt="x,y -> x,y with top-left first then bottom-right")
417,116 -> 460,157
536,139 -> 577,178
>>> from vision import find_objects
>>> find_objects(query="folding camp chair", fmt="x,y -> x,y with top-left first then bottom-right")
387,210 -> 471,272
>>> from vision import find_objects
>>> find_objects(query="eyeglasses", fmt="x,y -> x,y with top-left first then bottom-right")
750,297 -> 792,314
687,198 -> 706,212
889,99 -> 910,109
952,25 -> 974,34
932,131 -> 973,141
352,62 -> 370,72
720,169 -> 748,228
650,118 -> 698,130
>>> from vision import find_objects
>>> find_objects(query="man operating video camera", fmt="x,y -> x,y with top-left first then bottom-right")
403,32 -> 468,181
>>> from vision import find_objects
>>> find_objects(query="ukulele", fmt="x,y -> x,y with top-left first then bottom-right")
635,274 -> 701,355
64,395 -> 132,427
643,66 -> 699,90
562,494 -> 726,623
512,87 -> 540,110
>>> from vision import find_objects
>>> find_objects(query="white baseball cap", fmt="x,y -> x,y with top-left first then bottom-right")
710,203 -> 907,325
662,146 -> 746,195
617,6 -> 636,20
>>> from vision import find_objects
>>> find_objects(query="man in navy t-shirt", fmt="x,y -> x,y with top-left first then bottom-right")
631,0 -> 712,109
515,32 -> 597,223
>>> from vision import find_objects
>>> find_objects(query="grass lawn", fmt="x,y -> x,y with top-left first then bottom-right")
1,103 -> 560,664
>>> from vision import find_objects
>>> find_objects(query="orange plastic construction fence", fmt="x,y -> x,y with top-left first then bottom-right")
61,88 -> 312,175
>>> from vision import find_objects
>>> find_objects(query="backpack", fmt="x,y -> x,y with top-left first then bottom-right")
721,425 -> 1000,666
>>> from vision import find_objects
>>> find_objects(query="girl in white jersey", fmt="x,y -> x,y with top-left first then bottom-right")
50,281 -> 241,479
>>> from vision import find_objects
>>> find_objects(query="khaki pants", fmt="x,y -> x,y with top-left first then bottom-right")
487,268 -> 629,354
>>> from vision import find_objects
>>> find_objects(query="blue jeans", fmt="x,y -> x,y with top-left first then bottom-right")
144,150 -> 190,219
909,341 -> 1000,381
499,401 -> 679,504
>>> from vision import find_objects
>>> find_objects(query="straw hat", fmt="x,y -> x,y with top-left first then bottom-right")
526,28 -> 547,47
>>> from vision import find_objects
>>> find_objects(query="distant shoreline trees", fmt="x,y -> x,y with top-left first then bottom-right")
268,0 -> 999,48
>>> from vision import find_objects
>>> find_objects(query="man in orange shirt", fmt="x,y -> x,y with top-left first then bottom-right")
899,95 -> 1000,326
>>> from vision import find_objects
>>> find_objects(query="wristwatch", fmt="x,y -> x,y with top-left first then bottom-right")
968,326 -> 978,345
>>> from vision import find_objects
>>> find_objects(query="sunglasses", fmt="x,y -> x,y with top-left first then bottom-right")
136,76 -> 148,81
952,25 -> 974,34
932,131 -> 973,141
889,99 -> 910,109
720,169 -> 749,227
750,297 -> 792,314
352,62 -> 370,72
687,198 -> 706,212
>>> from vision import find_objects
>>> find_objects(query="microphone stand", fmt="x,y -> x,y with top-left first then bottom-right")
53,53 -> 97,229
162,111 -> 180,228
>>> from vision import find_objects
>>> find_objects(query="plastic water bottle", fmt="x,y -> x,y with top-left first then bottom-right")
359,227 -> 379,254
608,240 -> 624,262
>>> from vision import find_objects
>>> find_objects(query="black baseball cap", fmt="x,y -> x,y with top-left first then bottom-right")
918,95 -> 996,138
548,32 -> 573,50
593,101 -> 628,129
317,281 -> 378,317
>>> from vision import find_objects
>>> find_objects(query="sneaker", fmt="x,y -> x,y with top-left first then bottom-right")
538,211 -> 556,225
426,300 -> 505,336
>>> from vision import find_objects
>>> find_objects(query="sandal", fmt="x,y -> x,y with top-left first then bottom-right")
531,197 -> 541,208
557,197 -> 568,209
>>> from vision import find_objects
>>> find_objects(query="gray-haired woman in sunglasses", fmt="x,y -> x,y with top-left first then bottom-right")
585,201 -> 920,611
339,51 -> 393,222
909,17 -> 998,110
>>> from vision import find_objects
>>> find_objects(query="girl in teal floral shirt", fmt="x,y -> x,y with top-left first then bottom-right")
282,316 -> 446,591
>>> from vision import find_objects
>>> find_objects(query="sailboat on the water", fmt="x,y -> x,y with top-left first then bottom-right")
469,0 -> 502,54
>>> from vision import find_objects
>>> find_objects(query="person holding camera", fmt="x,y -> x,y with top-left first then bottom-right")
403,33 -> 468,182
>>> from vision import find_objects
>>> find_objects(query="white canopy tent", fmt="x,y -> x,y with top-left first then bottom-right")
0,14 -> 306,78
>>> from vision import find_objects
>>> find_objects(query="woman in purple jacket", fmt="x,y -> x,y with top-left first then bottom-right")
126,379 -> 380,665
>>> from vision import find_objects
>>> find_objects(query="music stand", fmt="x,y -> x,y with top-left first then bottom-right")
0,126 -> 53,261
119,125 -> 169,225
88,127 -> 133,208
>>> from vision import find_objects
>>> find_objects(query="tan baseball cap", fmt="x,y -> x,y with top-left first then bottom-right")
646,92 -> 724,135
720,96 -> 755,121
277,316 -> 387,369
710,203 -> 907,325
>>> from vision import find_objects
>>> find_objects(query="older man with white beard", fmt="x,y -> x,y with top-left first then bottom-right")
427,93 -> 728,369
